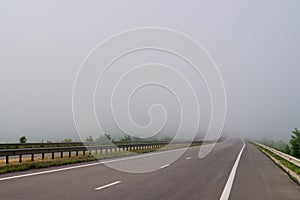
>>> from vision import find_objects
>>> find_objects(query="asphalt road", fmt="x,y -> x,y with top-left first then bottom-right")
0,138 -> 299,200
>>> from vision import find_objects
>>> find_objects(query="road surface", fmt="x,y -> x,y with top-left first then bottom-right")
0,138 -> 299,200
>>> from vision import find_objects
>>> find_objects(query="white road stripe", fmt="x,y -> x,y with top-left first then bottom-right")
219,138 -> 245,200
0,145 -> 202,181
0,162 -> 101,181
159,164 -> 170,169
94,181 -> 122,191
186,157 -> 191,160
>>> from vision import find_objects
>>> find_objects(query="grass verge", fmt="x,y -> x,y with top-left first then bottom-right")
0,155 -> 96,174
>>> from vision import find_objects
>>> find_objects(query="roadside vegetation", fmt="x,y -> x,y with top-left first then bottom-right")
0,154 -> 96,174
259,128 -> 300,158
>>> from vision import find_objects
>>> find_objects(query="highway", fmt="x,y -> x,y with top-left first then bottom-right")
0,138 -> 299,200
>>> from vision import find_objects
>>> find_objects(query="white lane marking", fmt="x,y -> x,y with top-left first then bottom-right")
159,164 -> 170,169
0,145 -> 202,181
0,162 -> 101,181
186,157 -> 191,160
219,138 -> 245,200
94,181 -> 122,191
100,145 -> 201,164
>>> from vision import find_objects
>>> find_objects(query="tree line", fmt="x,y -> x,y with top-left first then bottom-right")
260,128 -> 300,158
18,134 -> 172,144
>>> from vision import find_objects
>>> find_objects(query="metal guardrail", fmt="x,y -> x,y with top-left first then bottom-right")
0,142 -> 184,164
0,142 -> 165,148
254,142 -> 300,168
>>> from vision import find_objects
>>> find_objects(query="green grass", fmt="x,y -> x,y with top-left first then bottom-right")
0,155 -> 96,174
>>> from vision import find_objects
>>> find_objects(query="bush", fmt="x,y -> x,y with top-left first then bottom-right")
290,128 -> 300,158
19,136 -> 27,144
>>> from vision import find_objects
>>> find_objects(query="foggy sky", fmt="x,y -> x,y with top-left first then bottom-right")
0,0 -> 299,142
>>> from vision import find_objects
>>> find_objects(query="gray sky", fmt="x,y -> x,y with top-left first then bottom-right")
0,0 -> 299,142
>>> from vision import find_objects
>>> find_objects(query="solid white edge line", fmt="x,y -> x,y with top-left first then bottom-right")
219,138 -> 245,200
0,162 -> 101,181
186,157 -> 191,160
94,181 -> 122,191
0,145 -> 202,181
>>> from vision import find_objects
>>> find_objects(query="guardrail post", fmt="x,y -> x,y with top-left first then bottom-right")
69,151 -> 71,157
76,150 -> 78,156
60,152 -> 63,158
6,155 -> 9,164
52,152 -> 54,159
42,153 -> 45,160
83,150 -> 85,156
19,155 -> 22,163
31,154 -> 34,161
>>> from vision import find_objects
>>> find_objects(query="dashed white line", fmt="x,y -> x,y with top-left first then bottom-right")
94,181 -> 122,191
186,157 -> 191,160
219,138 -> 245,200
160,164 -> 170,169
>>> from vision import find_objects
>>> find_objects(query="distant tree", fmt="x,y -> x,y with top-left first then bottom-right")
261,137 -> 275,148
46,140 -> 53,143
96,134 -> 112,141
19,136 -> 27,144
275,140 -> 290,154
161,137 -> 172,142
61,138 -> 73,143
290,128 -> 300,158
104,134 -> 112,141
119,135 -> 132,143
95,135 -> 105,141
85,135 -> 94,142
